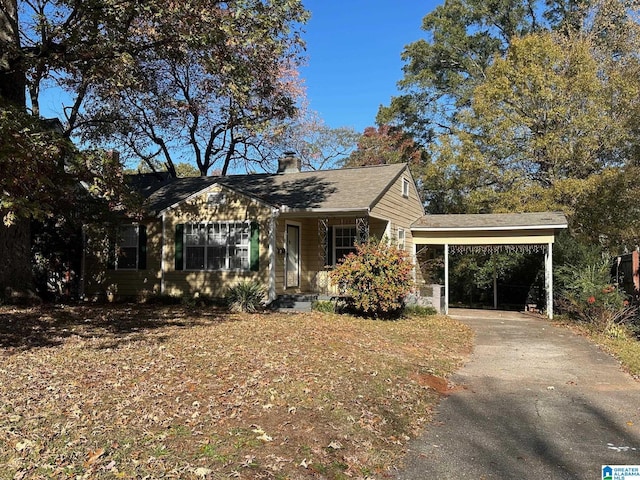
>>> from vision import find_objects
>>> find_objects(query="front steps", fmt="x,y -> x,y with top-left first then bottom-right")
271,294 -> 318,313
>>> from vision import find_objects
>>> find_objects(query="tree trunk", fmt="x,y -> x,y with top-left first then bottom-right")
1,0 -> 33,294
0,0 -> 25,107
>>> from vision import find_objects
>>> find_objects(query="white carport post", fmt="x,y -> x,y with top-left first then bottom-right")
444,243 -> 449,315
545,241 -> 553,319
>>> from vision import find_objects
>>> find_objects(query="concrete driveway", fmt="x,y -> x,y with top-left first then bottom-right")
396,309 -> 640,479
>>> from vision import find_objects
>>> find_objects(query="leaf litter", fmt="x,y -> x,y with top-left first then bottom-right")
0,305 -> 472,479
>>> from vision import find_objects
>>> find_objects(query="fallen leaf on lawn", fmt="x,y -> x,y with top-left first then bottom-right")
299,458 -> 309,468
15,440 -> 34,452
85,447 -> 105,466
628,421 -> 634,426
262,403 -> 274,410
327,440 -> 342,450
193,467 -> 212,477
252,425 -> 273,441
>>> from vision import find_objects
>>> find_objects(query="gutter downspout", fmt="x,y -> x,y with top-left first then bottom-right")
269,208 -> 279,303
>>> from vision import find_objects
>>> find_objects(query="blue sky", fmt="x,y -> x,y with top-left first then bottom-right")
300,1 -> 440,133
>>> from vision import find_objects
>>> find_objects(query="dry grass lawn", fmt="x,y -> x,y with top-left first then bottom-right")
0,305 -> 472,479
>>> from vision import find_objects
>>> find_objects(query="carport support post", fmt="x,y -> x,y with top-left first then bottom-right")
444,244 -> 449,315
545,242 -> 553,319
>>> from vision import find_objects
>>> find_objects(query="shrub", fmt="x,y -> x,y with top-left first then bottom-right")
311,300 -> 336,313
557,257 -> 637,334
404,304 -> 437,316
226,280 -> 265,313
329,239 -> 414,319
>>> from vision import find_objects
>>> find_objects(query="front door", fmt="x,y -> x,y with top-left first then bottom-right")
286,224 -> 300,288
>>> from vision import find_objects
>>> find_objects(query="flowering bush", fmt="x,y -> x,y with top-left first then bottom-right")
329,239 -> 414,319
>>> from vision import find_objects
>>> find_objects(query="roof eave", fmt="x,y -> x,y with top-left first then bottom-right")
411,223 -> 568,232
279,206 -> 370,217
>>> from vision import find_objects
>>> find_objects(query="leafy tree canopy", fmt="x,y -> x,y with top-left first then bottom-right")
8,0 -> 309,177
377,0 -> 640,250
343,125 -> 423,168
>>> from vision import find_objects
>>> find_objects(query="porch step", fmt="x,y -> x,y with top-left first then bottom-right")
272,294 -> 318,313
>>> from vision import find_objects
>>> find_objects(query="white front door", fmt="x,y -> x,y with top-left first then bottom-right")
286,224 -> 300,288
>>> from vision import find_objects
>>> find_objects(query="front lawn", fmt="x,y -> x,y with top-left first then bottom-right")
0,305 -> 472,479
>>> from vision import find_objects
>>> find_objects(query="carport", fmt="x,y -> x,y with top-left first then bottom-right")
411,212 -> 568,319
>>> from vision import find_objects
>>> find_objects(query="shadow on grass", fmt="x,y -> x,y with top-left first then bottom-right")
0,303 -> 233,352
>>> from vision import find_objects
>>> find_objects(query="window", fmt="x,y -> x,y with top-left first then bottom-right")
402,178 -> 410,198
183,222 -> 250,270
334,226 -> 358,264
397,228 -> 406,250
116,225 -> 139,270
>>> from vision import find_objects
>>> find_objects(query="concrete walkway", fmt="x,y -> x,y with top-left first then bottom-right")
395,309 -> 640,479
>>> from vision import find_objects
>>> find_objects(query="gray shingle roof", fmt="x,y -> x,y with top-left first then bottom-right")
134,163 -> 408,214
412,212 -> 568,230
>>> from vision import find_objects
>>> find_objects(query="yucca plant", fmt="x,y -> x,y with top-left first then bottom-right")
225,280 -> 265,313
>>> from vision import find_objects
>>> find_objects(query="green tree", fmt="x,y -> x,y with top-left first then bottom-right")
377,0 -> 546,143
380,1 -> 640,234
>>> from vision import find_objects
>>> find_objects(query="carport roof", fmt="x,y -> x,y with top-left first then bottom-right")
411,212 -> 568,231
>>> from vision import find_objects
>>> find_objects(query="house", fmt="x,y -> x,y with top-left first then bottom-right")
81,155 -> 426,304
82,154 -> 568,317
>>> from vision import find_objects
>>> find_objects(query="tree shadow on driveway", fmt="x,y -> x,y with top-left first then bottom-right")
398,370 -> 640,479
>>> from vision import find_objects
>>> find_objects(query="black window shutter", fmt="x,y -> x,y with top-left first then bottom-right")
250,222 -> 259,272
327,226 -> 333,266
175,224 -> 184,271
138,225 -> 147,270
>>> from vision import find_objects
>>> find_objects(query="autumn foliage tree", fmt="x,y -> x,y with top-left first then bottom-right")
0,0 -> 308,294
378,0 -> 640,248
343,125 -> 423,168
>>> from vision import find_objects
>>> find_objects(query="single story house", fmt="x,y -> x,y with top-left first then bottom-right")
81,155 -> 567,317
82,156 -> 426,304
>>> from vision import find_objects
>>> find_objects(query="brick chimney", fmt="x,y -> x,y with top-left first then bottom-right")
277,151 -> 301,173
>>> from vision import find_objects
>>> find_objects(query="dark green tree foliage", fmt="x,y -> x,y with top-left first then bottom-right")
379,0 -> 640,245
377,0 -> 640,309
378,0 -> 544,142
